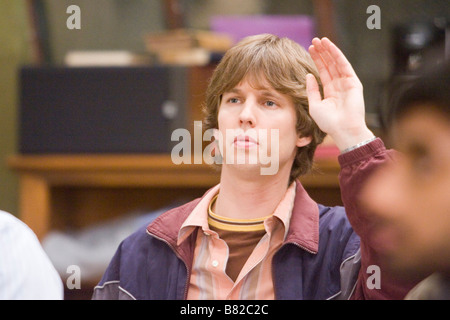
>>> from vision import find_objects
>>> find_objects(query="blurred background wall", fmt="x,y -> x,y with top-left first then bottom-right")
0,0 -> 449,216
0,0 -> 32,215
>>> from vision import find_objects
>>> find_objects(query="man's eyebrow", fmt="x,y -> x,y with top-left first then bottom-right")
223,88 -> 282,99
259,90 -> 284,100
260,90 -> 278,97
223,88 -> 242,94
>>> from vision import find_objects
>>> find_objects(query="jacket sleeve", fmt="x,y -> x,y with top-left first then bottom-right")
338,138 -> 415,299
91,240 -> 135,300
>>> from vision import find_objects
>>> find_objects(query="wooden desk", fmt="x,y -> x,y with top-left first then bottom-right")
8,154 -> 341,241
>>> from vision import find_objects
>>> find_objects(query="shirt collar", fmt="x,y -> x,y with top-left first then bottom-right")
177,182 -> 296,245
177,184 -> 220,245
268,181 -> 296,239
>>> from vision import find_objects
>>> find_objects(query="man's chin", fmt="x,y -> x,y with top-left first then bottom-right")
223,162 -> 279,178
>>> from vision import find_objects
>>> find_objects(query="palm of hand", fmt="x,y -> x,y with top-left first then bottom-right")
306,37 -> 372,150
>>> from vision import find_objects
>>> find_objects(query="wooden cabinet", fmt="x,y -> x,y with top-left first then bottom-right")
8,154 -> 341,241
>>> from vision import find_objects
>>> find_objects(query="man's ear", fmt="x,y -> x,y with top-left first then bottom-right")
296,135 -> 312,148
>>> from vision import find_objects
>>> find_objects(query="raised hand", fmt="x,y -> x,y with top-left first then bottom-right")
306,37 -> 374,151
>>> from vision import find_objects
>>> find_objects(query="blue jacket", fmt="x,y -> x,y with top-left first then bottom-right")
92,139 -> 413,300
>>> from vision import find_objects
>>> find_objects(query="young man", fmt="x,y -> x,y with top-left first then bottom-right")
360,62 -> 450,300
92,34 -> 413,300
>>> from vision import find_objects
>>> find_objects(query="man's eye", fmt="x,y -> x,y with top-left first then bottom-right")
265,100 -> 277,107
228,98 -> 240,103
407,144 -> 433,176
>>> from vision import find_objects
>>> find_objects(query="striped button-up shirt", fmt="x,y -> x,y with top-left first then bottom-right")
177,182 -> 296,300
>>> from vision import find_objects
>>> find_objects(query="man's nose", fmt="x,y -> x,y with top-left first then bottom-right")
239,100 -> 257,128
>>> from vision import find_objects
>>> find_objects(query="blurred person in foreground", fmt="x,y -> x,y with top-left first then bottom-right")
0,210 -> 63,299
361,62 -> 450,300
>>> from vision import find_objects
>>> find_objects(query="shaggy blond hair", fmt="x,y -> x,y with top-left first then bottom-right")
203,34 -> 326,183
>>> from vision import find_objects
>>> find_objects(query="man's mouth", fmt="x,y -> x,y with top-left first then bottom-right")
234,135 -> 258,148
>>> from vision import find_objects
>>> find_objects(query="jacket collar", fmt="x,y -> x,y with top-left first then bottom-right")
285,181 -> 319,254
146,180 -> 319,257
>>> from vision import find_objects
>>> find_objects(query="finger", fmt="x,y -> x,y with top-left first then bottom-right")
306,73 -> 322,107
312,38 -> 341,79
322,37 -> 357,78
308,44 -> 332,85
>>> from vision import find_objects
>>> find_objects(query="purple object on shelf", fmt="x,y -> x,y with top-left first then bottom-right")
210,15 -> 316,49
